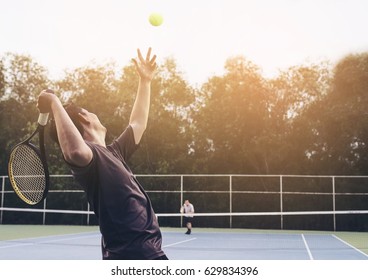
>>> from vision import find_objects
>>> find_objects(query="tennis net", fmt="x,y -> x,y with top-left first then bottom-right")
1,174 -> 368,231
1,207 -> 368,231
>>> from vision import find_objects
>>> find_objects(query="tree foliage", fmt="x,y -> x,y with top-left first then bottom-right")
1,52 -> 368,178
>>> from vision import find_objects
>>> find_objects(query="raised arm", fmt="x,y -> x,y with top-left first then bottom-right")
37,90 -> 92,167
130,48 -> 157,144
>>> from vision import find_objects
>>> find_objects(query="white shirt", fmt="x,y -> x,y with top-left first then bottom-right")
180,203 -> 194,217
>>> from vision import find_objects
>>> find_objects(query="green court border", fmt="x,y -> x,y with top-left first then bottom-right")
0,225 -> 99,240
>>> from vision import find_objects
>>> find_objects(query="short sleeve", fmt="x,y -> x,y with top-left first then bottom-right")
68,142 -> 97,182
109,125 -> 139,161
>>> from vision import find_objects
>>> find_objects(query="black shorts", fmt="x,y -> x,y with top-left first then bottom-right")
183,216 -> 193,225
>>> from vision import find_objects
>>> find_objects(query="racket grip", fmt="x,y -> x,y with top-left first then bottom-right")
38,113 -> 49,126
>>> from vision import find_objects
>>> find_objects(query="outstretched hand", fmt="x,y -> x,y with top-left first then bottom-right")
132,47 -> 157,82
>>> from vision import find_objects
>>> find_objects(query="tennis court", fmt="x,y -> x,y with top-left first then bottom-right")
0,225 -> 367,260
1,174 -> 368,260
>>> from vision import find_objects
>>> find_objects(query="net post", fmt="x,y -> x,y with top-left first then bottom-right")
280,175 -> 283,230
229,175 -> 232,228
0,176 -> 5,224
87,203 -> 90,225
180,175 -> 183,227
332,176 -> 336,231
43,199 -> 47,225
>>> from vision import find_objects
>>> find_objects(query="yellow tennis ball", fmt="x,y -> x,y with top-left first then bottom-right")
149,13 -> 163,27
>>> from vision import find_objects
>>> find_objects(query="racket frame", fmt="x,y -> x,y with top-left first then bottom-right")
8,114 -> 50,205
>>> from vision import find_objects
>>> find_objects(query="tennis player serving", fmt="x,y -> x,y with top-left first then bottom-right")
37,48 -> 168,260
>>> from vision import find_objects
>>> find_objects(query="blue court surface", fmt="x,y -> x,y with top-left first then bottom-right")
0,226 -> 367,260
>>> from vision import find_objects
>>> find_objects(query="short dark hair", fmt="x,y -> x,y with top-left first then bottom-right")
49,103 -> 84,144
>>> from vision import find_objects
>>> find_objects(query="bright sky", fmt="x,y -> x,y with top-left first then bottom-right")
1,0 -> 368,87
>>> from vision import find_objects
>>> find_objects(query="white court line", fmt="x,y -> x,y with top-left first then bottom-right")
301,234 -> 314,260
0,241 -> 34,249
332,234 -> 368,258
0,232 -> 99,249
163,238 -> 197,248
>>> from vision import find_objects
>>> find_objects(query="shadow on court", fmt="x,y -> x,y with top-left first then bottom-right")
0,226 -> 367,260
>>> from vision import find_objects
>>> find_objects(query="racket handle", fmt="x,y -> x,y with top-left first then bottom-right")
37,89 -> 54,125
38,113 -> 49,126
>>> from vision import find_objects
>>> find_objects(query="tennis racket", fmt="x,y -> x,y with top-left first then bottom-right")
8,89 -> 53,205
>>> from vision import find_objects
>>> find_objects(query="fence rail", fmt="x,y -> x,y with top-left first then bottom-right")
1,174 -> 368,231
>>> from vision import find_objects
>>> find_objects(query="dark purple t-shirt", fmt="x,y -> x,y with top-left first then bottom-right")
69,126 -> 165,260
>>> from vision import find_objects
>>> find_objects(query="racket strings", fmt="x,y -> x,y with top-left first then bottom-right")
9,144 -> 46,204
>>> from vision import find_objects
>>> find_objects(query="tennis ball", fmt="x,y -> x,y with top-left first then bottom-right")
149,13 -> 163,27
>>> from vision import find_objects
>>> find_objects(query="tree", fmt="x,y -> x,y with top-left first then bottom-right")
128,58 -> 196,173
270,61 -> 333,174
297,53 -> 368,174
0,53 -> 50,102
0,53 -> 51,175
48,58 -> 197,174
192,56 -> 273,173
2,50 -> 368,177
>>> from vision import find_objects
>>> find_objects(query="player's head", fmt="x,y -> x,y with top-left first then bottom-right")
49,103 -> 85,144
50,102 -> 107,145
